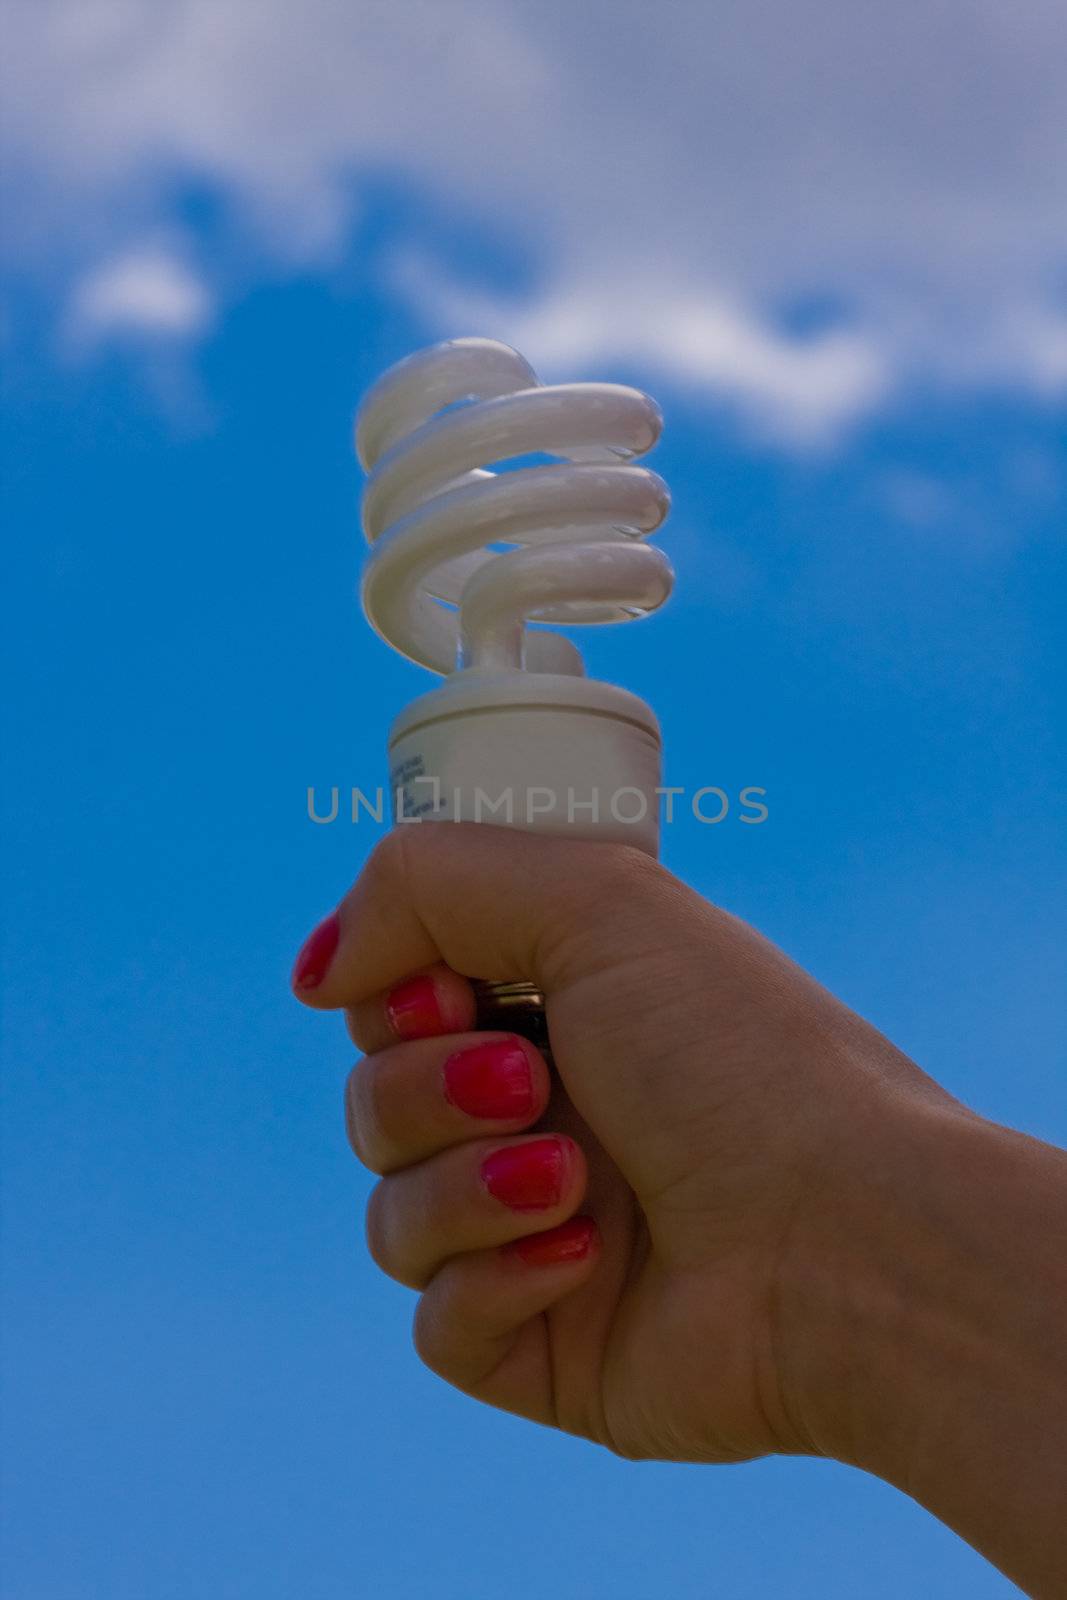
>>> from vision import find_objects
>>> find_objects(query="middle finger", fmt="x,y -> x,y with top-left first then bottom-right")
345,1031 -> 552,1174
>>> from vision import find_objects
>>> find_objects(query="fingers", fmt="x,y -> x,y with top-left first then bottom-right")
344,1031 -> 552,1173
413,1219 -> 600,1410
344,962 -> 478,1054
365,1133 -> 587,1288
291,823 -> 668,1012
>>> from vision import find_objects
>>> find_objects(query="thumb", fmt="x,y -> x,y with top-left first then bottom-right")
291,822 -> 675,1012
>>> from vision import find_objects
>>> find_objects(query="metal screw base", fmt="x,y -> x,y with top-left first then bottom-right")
471,979 -> 550,1055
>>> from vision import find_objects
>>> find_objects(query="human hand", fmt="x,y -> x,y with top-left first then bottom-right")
291,824 -> 954,1467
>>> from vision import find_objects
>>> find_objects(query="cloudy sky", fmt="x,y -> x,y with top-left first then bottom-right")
5,0 -> 1067,440
3,6 -> 1064,1600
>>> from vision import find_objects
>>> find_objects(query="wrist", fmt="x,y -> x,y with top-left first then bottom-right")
772,1088 -> 967,1474
775,1087 -> 1067,1589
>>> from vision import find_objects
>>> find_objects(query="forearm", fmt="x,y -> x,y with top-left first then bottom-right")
784,1095 -> 1067,1596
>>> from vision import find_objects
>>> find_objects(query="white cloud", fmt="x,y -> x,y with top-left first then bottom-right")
2,0 -> 1066,440
498,293 -> 890,449
67,246 -> 212,344
387,252 -> 890,445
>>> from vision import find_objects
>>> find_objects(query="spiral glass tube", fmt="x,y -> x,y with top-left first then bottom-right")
355,338 -> 674,1049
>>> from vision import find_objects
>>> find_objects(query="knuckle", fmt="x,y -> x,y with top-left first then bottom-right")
347,998 -> 398,1056
605,1431 -> 656,1464
361,826 -> 422,905
364,1177 -> 426,1288
360,1054 -> 416,1173
363,1181 -> 397,1276
361,828 -> 406,886
345,1060 -> 388,1172
345,1006 -> 375,1054
343,1066 -> 362,1157
411,1292 -> 448,1377
347,1053 -> 421,1176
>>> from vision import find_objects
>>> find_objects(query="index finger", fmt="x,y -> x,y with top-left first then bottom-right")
290,823 -> 659,1012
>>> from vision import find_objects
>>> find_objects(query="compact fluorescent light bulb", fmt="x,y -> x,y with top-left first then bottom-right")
355,337 -> 673,860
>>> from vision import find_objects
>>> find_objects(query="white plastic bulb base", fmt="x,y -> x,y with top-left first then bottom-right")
388,670 -> 661,858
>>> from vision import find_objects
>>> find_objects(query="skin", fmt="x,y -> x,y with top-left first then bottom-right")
294,825 -> 1067,1597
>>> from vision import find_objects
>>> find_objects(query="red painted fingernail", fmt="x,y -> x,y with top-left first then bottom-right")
292,911 -> 340,992
443,1040 -> 534,1121
480,1137 -> 569,1211
385,974 -> 448,1040
506,1216 -> 598,1268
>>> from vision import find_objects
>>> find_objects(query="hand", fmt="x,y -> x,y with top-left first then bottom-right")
293,825 -> 1067,1596
291,824 -> 949,1464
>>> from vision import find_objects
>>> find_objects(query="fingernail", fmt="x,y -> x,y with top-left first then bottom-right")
385,974 -> 448,1040
292,911 -> 340,992
506,1216 -> 598,1268
480,1137 -> 569,1211
443,1040 -> 534,1121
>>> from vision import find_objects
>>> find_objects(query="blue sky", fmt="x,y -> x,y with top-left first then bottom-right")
2,4 -> 1065,1598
